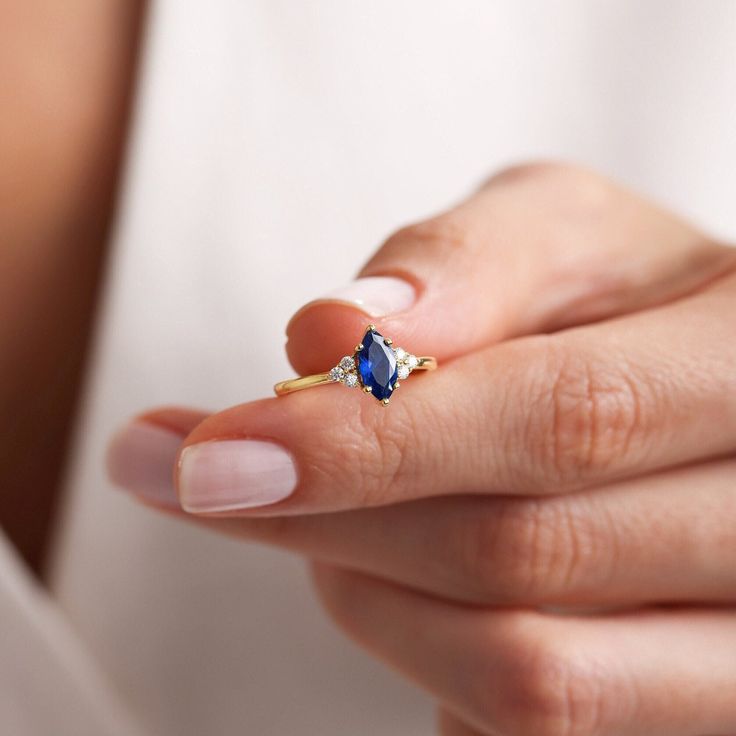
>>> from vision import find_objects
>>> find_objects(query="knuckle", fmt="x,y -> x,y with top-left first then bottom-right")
488,160 -> 579,185
461,497 -> 602,603
460,500 -> 555,601
487,161 -> 616,218
491,625 -> 608,736
516,648 -> 603,736
520,342 -> 650,487
388,211 -> 476,255
347,396 -> 427,507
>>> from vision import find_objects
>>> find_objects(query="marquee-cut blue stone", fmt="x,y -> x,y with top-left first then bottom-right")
357,329 -> 398,401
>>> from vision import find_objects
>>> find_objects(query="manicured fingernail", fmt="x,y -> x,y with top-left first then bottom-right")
178,440 -> 298,513
321,276 -> 416,317
107,421 -> 183,508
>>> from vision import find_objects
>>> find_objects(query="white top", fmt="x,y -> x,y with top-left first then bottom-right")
4,2 -> 736,734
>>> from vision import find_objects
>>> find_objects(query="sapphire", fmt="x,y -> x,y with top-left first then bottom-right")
357,328 -> 398,402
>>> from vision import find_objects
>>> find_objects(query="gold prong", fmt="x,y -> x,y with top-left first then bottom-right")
384,338 -> 393,346
381,398 -> 390,406
367,324 -> 376,332
355,343 -> 363,352
393,382 -> 400,390
363,385 -> 372,393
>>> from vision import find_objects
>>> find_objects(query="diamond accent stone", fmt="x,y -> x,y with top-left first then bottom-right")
407,354 -> 418,370
394,347 -> 406,362
397,364 -> 410,380
329,366 -> 345,382
345,373 -> 358,388
339,356 -> 355,371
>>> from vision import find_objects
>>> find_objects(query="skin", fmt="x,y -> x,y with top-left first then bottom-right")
126,164 -> 736,735
0,1 -> 144,572
4,6 -> 732,731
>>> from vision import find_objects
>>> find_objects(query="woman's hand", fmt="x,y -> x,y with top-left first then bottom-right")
110,163 -> 736,736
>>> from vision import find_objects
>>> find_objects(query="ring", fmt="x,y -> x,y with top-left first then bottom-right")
274,325 -> 438,406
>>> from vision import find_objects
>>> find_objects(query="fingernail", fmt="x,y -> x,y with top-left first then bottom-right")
178,440 -> 298,513
321,276 -> 416,317
107,421 -> 183,508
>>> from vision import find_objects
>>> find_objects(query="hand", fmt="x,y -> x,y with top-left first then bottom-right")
110,163 -> 736,736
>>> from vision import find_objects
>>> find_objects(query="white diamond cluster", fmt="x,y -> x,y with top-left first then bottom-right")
329,355 -> 359,388
393,347 -> 418,381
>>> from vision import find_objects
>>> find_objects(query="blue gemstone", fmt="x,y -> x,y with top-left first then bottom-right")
357,329 -> 398,401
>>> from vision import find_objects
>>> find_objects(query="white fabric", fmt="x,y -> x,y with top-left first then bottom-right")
5,1 -> 736,734
0,534 -> 143,736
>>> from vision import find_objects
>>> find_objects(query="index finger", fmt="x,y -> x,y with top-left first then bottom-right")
176,271 -> 736,515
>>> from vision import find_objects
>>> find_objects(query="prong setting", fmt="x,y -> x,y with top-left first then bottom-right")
329,326 -> 421,405
275,326 -> 435,401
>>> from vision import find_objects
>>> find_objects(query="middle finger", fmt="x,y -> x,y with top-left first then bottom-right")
209,457 -> 736,607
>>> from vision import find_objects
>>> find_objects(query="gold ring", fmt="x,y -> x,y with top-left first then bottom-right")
274,324 -> 438,406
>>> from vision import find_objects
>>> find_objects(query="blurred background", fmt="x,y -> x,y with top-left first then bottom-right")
2,2 -> 735,734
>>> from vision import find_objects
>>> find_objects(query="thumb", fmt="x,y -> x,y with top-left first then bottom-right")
286,162 -> 733,375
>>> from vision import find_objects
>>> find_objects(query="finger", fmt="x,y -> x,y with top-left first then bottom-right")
313,564 -> 736,736
437,709 -> 492,736
107,407 -> 207,509
201,459 -> 736,607
111,416 -> 736,607
286,162 -> 736,375
176,273 -> 736,515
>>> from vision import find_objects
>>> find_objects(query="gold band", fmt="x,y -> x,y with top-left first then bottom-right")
274,356 -> 437,396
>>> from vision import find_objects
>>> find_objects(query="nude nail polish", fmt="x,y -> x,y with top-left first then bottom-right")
178,440 -> 298,513
321,276 -> 416,317
107,421 -> 183,508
